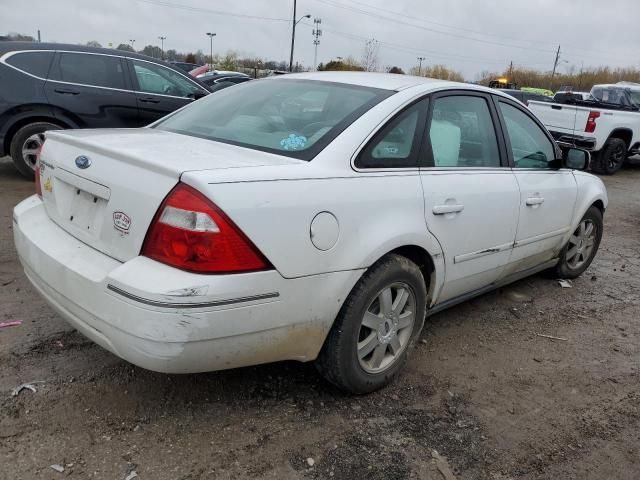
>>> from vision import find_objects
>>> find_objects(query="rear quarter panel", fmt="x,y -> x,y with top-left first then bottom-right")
183,172 -> 444,282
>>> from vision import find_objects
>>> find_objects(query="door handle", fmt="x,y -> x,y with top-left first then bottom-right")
54,88 -> 80,95
139,96 -> 160,103
526,197 -> 545,206
433,204 -> 464,215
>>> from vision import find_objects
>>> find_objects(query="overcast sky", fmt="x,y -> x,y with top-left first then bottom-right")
2,0 -> 639,79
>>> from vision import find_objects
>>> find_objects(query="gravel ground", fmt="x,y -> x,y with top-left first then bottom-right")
1,156 -> 639,480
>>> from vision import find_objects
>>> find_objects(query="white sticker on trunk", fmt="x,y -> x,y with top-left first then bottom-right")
113,211 -> 131,234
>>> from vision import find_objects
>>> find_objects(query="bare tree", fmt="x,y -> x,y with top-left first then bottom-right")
85,40 -> 102,48
361,39 -> 379,72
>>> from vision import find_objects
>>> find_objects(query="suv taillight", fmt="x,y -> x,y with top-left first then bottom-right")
585,111 -> 600,133
34,145 -> 43,199
141,183 -> 272,274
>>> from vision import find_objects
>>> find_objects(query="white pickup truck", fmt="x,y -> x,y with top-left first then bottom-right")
529,83 -> 640,174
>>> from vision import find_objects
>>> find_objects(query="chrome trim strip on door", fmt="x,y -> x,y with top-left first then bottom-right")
107,284 -> 280,309
453,241 -> 513,264
514,226 -> 571,248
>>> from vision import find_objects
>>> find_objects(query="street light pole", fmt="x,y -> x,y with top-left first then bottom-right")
129,39 -> 135,50
158,36 -> 166,59
206,32 -> 216,68
288,0 -> 311,72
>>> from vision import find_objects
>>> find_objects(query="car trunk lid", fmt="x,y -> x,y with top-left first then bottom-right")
38,128 -> 299,262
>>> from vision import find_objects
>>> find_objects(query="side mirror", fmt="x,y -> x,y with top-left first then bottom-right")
562,147 -> 590,170
192,90 -> 208,100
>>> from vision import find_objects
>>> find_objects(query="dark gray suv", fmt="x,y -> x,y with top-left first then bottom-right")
0,42 -> 209,178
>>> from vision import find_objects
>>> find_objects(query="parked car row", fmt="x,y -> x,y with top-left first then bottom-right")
13,71 -> 606,393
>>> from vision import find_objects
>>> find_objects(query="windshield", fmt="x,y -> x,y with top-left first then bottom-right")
154,79 -> 392,160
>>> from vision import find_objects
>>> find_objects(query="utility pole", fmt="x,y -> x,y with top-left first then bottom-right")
508,60 -> 513,78
289,0 -> 297,72
417,56 -> 425,76
551,44 -> 561,79
312,18 -> 322,71
158,36 -> 166,59
206,32 -> 216,68
37,30 -> 41,43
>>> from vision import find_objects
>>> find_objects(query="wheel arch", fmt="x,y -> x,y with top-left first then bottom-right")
607,128 -> 633,150
364,243 -> 443,307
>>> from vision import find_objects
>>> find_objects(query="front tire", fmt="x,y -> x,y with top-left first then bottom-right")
316,254 -> 427,394
9,122 -> 62,179
591,138 -> 626,175
555,206 -> 603,279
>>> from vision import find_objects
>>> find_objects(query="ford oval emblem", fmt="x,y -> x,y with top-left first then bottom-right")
75,155 -> 91,169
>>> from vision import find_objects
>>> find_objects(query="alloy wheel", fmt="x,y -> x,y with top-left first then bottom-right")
21,132 -> 47,172
357,282 -> 416,374
608,143 -> 625,170
566,219 -> 597,269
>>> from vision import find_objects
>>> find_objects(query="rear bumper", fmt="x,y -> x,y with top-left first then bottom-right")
13,196 -> 362,373
549,131 -> 597,151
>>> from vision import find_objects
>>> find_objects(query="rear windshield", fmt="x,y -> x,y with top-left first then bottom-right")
591,86 -> 640,107
154,79 -> 393,160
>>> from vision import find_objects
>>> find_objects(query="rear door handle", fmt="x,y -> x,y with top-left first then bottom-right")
551,105 -> 562,110
526,197 -> 545,206
54,88 -> 80,95
432,204 -> 464,215
139,96 -> 160,104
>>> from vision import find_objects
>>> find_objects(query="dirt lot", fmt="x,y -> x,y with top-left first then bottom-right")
1,156 -> 639,480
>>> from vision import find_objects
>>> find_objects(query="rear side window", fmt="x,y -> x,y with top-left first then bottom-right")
356,100 -> 426,169
428,95 -> 501,168
5,51 -> 54,78
50,53 -> 126,89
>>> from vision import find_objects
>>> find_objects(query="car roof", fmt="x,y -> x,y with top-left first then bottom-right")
0,41 -> 168,65
281,71 -> 477,92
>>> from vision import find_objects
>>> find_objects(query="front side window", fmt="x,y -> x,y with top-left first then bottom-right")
131,60 -> 202,98
356,100 -> 424,168
6,51 -> 55,78
498,101 -> 556,168
51,53 -> 126,89
154,79 -> 392,160
428,95 -> 501,167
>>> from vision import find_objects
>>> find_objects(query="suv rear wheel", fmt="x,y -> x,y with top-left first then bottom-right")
9,122 -> 62,179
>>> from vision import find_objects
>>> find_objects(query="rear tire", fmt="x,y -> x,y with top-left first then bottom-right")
591,138 -> 626,175
315,254 -> 427,394
555,206 -> 603,279
9,122 -> 62,179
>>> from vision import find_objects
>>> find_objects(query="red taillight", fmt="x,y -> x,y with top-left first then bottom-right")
141,183 -> 272,274
585,111 -> 600,133
34,145 -> 43,198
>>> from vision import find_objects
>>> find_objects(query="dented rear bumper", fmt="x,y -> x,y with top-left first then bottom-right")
13,195 -> 362,373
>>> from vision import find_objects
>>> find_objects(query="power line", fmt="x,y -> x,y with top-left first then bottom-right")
312,0 -> 557,54
308,22 -> 548,67
135,0 -> 290,22
313,0 -> 633,64
340,0 -> 555,48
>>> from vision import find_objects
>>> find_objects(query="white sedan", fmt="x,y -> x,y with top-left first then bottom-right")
13,72 -> 607,393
